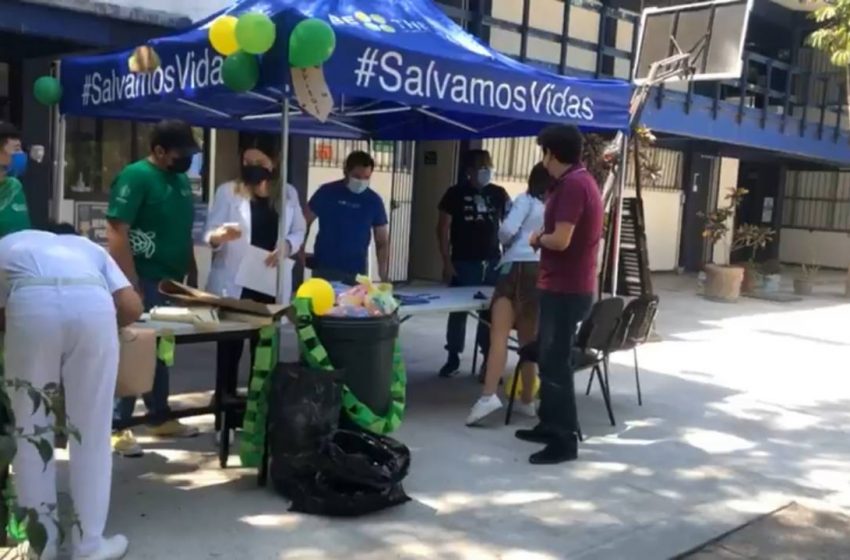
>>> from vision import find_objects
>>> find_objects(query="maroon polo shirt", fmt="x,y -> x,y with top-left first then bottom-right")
538,164 -> 603,295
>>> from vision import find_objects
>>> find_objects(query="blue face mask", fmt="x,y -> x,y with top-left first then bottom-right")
4,152 -> 27,178
347,178 -> 369,194
476,168 -> 493,187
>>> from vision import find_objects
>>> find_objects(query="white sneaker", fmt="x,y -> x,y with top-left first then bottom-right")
73,535 -> 129,560
466,394 -> 503,426
514,401 -> 538,418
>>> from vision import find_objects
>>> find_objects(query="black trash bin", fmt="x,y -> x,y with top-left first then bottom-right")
314,314 -> 400,416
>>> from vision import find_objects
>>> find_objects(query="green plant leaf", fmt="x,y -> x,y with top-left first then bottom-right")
34,438 -> 53,471
27,388 -> 41,415
0,434 -> 16,469
27,519 -> 48,557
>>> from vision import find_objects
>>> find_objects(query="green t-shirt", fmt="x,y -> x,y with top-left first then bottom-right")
106,159 -> 194,281
0,177 -> 31,238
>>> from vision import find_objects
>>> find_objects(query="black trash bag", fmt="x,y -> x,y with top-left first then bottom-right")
273,430 -> 412,517
321,430 -> 411,488
282,474 -> 411,517
268,363 -> 343,480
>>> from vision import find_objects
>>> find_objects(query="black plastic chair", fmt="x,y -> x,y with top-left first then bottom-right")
573,297 -> 626,426
586,295 -> 659,406
505,297 -> 625,428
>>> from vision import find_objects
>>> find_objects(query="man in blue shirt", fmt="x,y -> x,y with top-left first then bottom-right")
306,151 -> 390,284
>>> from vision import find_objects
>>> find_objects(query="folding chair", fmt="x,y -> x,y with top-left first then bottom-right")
586,295 -> 659,406
573,297 -> 626,426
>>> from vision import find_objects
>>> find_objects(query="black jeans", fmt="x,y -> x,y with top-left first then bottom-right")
536,291 -> 594,444
215,288 -> 273,428
445,259 -> 497,357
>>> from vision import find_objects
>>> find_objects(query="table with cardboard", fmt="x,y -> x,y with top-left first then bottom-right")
113,280 -> 287,434
115,282 -> 495,465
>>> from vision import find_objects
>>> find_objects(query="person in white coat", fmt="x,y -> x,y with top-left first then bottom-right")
204,139 -> 306,403
466,164 -> 548,426
0,224 -> 143,560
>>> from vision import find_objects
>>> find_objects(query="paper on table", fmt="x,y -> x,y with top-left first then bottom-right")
235,246 -> 294,298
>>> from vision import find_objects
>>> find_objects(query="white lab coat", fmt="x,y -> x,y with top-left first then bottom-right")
0,230 -> 128,556
204,181 -> 306,302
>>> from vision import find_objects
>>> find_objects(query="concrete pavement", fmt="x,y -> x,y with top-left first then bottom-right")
55,273 -> 850,559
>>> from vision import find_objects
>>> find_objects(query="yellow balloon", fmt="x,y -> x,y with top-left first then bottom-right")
504,372 -> 541,400
296,278 -> 335,316
209,15 -> 239,56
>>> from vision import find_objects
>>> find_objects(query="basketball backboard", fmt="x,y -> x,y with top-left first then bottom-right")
632,0 -> 754,85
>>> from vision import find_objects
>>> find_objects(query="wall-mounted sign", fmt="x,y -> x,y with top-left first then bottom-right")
74,202 -> 109,246
424,151 -> 438,165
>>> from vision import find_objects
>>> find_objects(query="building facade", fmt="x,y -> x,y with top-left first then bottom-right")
9,0 -> 848,283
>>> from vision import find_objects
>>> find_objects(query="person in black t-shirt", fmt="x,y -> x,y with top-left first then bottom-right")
436,149 -> 510,378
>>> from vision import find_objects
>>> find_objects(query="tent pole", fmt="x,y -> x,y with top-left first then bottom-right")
610,138 -> 629,298
277,97 -> 290,306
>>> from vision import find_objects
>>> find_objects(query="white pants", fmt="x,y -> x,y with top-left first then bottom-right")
6,285 -> 119,556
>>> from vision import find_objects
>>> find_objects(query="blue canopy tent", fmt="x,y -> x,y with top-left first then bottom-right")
59,0 -> 631,139
57,0 -> 633,299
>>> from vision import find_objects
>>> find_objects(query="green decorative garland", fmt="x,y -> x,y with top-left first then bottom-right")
238,325 -> 278,468
292,298 -> 405,435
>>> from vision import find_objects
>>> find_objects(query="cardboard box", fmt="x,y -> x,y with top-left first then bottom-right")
116,327 -> 156,398
158,280 -> 288,322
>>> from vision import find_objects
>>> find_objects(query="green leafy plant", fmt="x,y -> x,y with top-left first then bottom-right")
699,188 -> 775,265
732,223 -> 776,263
807,0 -> 850,115
0,377 -> 80,558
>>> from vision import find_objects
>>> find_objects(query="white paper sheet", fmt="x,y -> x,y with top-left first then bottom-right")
235,246 -> 293,299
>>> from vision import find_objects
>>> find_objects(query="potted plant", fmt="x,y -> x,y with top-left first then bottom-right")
733,224 -> 777,293
760,259 -> 783,293
794,263 -> 819,295
699,188 -> 746,302
0,376 -> 78,558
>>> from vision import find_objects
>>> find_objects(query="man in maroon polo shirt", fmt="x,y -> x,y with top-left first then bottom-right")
518,124 -> 603,465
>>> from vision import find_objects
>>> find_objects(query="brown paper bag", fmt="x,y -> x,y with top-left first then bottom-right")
116,327 -> 156,398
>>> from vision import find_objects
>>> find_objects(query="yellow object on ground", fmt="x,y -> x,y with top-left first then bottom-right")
504,371 -> 541,399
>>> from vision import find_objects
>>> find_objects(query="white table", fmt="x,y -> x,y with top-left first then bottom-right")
395,286 -> 493,318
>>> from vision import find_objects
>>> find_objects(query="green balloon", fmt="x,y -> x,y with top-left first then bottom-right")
236,12 -> 276,54
33,76 -> 62,106
222,52 -> 259,92
289,18 -> 337,68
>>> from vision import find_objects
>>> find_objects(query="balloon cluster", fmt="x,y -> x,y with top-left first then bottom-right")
33,76 -> 62,106
209,12 -> 276,92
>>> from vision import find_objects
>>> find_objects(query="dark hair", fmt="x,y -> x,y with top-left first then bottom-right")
41,221 -> 78,235
463,149 -> 493,171
150,119 -> 198,153
537,125 -> 583,165
0,122 -> 21,150
527,163 -> 551,201
240,132 -> 280,160
345,150 -> 375,172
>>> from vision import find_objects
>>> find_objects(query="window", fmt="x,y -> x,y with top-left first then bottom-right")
63,117 -> 207,202
782,170 -> 850,232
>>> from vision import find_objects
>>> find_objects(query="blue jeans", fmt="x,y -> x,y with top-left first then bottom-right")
536,291 -> 593,444
114,278 -> 171,425
445,259 -> 498,356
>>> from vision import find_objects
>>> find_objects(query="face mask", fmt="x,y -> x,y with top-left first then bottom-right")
168,155 -> 193,174
241,164 -> 273,186
4,152 -> 27,178
476,168 -> 493,187
347,178 -> 369,194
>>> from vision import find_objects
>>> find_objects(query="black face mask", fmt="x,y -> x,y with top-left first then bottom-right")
241,164 -> 274,186
168,155 -> 194,174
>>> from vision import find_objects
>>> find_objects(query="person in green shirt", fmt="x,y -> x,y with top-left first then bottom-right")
0,122 -> 31,237
107,119 -> 200,457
